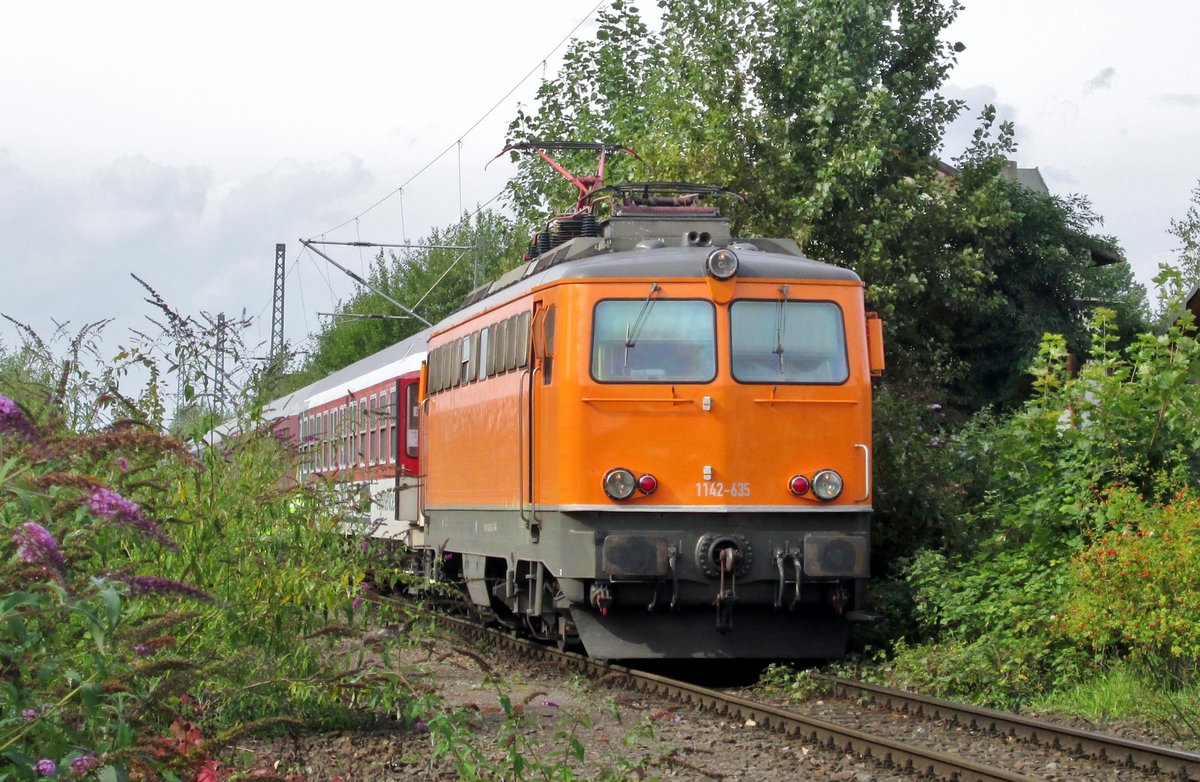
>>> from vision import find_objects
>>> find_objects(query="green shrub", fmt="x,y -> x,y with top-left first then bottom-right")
1065,487 -> 1200,681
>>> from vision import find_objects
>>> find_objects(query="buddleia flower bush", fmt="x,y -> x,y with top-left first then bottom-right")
0,314 -> 431,780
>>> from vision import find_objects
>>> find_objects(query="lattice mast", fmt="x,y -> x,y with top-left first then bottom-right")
270,242 -> 286,367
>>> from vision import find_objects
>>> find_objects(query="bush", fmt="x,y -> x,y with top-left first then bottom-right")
1065,487 -> 1200,682
885,310 -> 1200,705
0,306 -> 433,780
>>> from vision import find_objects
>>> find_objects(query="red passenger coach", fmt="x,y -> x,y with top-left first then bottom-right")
274,331 -> 430,544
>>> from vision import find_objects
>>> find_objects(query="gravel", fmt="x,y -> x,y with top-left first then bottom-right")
225,626 -> 1195,781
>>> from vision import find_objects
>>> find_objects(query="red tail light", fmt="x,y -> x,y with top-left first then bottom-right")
789,475 -> 810,496
637,474 -> 658,494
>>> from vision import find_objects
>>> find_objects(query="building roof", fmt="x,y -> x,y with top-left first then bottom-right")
1000,160 -> 1050,194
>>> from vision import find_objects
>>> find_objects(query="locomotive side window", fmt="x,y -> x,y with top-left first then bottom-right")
486,323 -> 498,376
460,335 -> 472,385
478,328 -> 490,381
591,299 -> 716,383
730,300 -> 849,384
515,311 -> 531,369
496,319 -> 510,372
468,331 -> 481,381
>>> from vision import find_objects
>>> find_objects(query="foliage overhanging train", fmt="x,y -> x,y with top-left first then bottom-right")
267,143 -> 885,659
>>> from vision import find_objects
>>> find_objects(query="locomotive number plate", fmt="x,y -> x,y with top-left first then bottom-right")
695,481 -> 751,498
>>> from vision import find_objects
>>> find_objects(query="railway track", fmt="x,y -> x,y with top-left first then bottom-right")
822,676 -> 1200,780
434,612 -> 1200,782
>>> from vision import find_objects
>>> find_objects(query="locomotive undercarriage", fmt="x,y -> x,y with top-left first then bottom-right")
425,508 -> 870,659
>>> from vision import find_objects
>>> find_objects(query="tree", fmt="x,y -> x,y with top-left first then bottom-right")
507,0 -> 1146,411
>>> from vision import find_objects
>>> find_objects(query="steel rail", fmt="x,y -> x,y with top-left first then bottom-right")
433,614 -> 1038,782
825,676 -> 1200,780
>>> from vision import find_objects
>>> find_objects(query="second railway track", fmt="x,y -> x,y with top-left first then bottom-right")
432,611 -> 1200,782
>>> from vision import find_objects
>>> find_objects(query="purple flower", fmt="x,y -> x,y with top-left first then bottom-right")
21,708 -> 40,721
115,457 -> 129,472
540,699 -> 559,708
35,758 -> 56,776
351,582 -> 374,610
928,403 -> 943,411
413,720 -> 428,732
104,573 -> 215,603
14,522 -> 66,574
84,488 -> 178,551
0,394 -> 42,445
71,754 -> 97,775
133,642 -> 151,656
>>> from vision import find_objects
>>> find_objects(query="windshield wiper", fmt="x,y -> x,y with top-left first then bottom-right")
774,284 -> 789,372
623,283 -> 662,367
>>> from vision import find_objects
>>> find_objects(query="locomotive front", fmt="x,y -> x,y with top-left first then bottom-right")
422,174 -> 884,659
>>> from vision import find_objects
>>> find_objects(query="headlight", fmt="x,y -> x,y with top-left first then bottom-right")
811,469 -> 843,501
603,468 -> 636,500
705,248 -> 739,280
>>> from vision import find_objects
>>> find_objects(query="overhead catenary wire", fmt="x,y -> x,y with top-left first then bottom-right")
308,0 -> 608,241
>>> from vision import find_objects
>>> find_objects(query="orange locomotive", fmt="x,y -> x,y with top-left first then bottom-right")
420,144 -> 884,658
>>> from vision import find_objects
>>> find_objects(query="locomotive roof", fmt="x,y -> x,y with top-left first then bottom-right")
439,240 -> 861,334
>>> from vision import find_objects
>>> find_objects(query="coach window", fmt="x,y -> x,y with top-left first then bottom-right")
591,299 -> 716,383
391,387 -> 399,461
382,389 -> 392,464
459,335 -> 472,385
405,382 -> 419,458
337,406 -> 345,467
326,412 -> 333,471
321,412 -> 328,471
365,396 -> 374,464
730,300 -> 849,384
298,414 -> 306,476
336,407 -> 343,468
359,401 -> 367,466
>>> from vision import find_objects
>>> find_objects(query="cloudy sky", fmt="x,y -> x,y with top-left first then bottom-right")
3,1 -> 1199,387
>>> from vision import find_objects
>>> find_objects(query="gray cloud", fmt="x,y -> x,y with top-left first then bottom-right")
1158,94 -> 1200,107
1,152 -> 376,356
1084,67 -> 1116,93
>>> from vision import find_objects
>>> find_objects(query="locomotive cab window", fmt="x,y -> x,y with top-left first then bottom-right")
730,300 -> 849,384
591,299 -> 716,383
